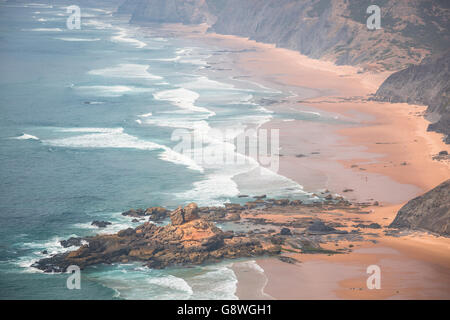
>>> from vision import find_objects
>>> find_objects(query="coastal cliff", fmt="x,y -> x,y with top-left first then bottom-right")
119,0 -> 449,72
389,180 -> 450,236
119,0 -> 214,24
373,51 -> 450,143
117,0 -> 449,142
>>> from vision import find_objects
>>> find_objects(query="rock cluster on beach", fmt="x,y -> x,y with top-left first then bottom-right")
389,179 -> 450,236
33,203 -> 281,272
33,191 -> 392,272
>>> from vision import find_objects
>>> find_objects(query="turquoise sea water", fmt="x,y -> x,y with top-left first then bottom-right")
0,1 -> 338,299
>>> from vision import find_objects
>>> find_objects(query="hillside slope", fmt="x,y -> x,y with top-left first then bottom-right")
389,179 -> 450,236
118,0 -> 449,141
373,51 -> 450,142
119,0 -> 450,72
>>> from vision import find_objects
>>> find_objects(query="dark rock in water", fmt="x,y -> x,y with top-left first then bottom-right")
122,208 -> 146,217
32,203 -> 281,272
279,228 -> 292,236
41,250 -> 48,255
325,194 -> 333,200
122,209 -> 138,216
439,150 -> 448,156
144,207 -> 169,221
290,200 -> 303,206
132,219 -> 140,223
389,179 -> 450,236
60,237 -> 83,248
354,223 -> 382,229
253,195 -> 267,200
238,194 -> 249,198
278,256 -> 299,264
91,220 -> 111,228
307,220 -> 348,234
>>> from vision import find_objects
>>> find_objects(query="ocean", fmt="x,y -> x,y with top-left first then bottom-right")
0,1 -> 313,299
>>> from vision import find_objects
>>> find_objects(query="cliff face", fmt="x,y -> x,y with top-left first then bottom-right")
120,0 -> 450,72
119,0 -> 450,141
389,180 -> 450,236
374,51 -> 450,142
119,0 -> 214,24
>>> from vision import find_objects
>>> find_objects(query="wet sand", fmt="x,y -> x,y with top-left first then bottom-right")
142,23 -> 450,300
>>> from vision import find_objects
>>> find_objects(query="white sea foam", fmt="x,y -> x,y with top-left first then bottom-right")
90,8 -> 113,14
88,64 -> 162,80
15,235 -> 80,273
147,275 -> 193,295
111,27 -> 146,49
43,127 -> 203,172
238,260 -> 265,273
139,112 -> 152,118
299,110 -> 321,117
56,37 -> 101,42
75,85 -> 154,97
84,19 -> 113,30
143,116 -> 210,130
182,76 -> 236,91
24,28 -> 62,32
147,56 -> 181,62
189,265 -> 238,300
89,265 -> 195,300
174,47 -> 210,66
153,88 -> 215,116
12,133 -> 39,140
24,3 -> 53,8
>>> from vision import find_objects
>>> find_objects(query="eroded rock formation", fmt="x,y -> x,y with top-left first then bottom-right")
33,203 -> 280,272
389,179 -> 450,236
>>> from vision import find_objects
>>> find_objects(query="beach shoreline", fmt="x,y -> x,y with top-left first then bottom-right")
140,23 -> 450,300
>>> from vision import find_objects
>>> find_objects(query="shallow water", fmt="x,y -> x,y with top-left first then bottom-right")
0,1 -> 337,299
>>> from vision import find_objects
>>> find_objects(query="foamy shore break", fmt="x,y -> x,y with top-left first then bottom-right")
147,24 -> 450,299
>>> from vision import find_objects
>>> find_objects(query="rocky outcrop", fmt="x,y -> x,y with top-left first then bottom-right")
389,180 -> 450,236
373,51 -> 450,143
307,220 -> 348,235
91,220 -> 111,228
60,237 -> 83,248
33,203 -> 280,272
122,206 -> 169,221
169,203 -> 200,225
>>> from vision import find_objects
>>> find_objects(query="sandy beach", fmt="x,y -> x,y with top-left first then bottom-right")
144,23 -> 450,300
